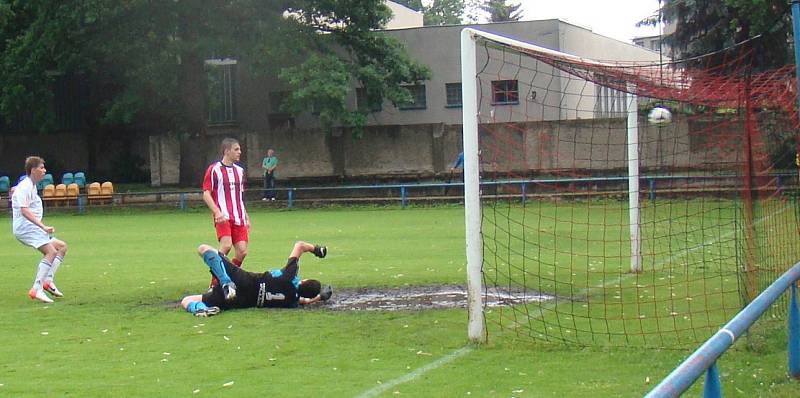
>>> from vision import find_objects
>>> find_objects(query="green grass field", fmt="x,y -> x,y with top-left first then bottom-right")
0,205 -> 796,397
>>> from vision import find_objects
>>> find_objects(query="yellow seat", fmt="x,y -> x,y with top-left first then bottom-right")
89,181 -> 113,204
47,184 -> 67,207
42,184 -> 55,198
87,182 -> 101,196
41,184 -> 59,206
66,183 -> 79,205
100,181 -> 114,196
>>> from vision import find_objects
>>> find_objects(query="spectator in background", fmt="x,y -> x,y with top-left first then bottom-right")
445,151 -> 464,195
262,148 -> 278,201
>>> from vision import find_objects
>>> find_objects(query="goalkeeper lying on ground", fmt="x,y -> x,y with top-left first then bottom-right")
181,241 -> 331,317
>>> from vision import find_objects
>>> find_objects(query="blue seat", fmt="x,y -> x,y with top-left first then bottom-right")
73,172 -> 86,188
37,173 -> 54,190
42,173 -> 54,186
62,172 -> 74,186
0,176 -> 9,193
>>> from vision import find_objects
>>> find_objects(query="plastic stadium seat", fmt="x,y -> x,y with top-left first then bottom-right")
61,172 -> 74,186
74,172 -> 86,188
42,173 -> 54,187
89,181 -> 114,205
100,181 -> 114,196
66,183 -> 79,205
41,184 -> 56,203
49,184 -> 67,207
36,173 -> 54,191
87,182 -> 101,195
87,182 -> 102,204
0,176 -> 9,193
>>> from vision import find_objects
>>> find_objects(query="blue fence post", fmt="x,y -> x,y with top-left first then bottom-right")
77,195 -> 85,214
179,193 -> 185,210
521,183 -> 527,205
648,178 -> 655,201
400,186 -> 407,208
789,283 -> 800,378
703,362 -> 721,398
287,189 -> 294,209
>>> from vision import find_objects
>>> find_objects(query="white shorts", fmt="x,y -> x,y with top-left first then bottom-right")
13,224 -> 53,249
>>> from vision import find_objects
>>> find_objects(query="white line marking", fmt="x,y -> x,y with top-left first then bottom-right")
354,346 -> 474,398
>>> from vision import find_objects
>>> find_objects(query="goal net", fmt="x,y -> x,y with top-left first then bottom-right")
461,28 -> 800,347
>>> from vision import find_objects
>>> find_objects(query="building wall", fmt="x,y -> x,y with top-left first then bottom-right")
385,1 -> 423,29
148,20 -> 672,185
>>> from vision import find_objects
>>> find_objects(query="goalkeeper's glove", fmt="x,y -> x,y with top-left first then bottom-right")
320,285 -> 333,301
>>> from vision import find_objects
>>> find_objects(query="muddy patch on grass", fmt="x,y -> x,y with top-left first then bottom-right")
166,285 -> 554,312
317,285 -> 554,311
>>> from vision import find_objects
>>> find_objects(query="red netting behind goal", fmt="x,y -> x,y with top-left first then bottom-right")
470,36 -> 800,347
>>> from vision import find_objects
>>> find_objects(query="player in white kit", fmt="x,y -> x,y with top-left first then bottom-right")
11,156 -> 69,303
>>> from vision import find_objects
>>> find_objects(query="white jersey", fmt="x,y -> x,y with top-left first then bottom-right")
12,177 -> 43,232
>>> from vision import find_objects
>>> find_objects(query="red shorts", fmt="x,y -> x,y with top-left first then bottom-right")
214,220 -> 249,244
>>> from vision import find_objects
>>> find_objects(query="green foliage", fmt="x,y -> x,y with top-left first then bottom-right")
0,0 -> 430,134
639,0 -> 792,70
424,0 -> 466,25
481,0 -> 523,22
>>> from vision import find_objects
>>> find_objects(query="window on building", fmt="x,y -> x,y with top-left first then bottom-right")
398,84 -> 427,110
206,59 -> 237,124
491,80 -> 519,105
594,76 -> 627,118
356,88 -> 383,112
445,83 -> 462,108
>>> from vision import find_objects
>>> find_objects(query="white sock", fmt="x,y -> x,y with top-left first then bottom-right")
32,259 -> 52,290
45,255 -> 62,283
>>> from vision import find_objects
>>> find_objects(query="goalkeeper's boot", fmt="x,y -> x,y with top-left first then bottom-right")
42,281 -> 63,298
194,306 -> 220,317
313,245 -> 327,258
222,282 -> 237,301
28,288 -> 54,304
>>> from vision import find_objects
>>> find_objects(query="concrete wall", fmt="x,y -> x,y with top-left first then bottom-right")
149,115 -> 744,184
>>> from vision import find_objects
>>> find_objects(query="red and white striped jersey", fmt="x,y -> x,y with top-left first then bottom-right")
202,161 -> 248,226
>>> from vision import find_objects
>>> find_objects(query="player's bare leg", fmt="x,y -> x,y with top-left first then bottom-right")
218,236 -> 233,257
232,240 -> 247,266
289,241 -> 327,259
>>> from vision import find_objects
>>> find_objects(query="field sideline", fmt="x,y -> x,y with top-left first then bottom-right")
0,205 -> 795,397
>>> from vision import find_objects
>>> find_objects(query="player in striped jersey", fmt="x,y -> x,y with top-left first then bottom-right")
202,138 -> 249,283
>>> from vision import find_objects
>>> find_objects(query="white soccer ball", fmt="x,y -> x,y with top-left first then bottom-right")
648,106 -> 672,125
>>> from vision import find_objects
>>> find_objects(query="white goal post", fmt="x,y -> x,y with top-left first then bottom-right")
459,28 -> 642,343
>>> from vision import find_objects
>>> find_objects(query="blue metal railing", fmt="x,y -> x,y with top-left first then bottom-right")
644,261 -> 800,398
20,172 -> 796,212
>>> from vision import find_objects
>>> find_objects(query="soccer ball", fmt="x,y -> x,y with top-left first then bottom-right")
648,106 -> 672,125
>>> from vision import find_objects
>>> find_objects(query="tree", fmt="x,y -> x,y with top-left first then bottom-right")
639,0 -> 792,70
424,0 -> 466,25
481,0 -> 523,22
0,0 -> 430,183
